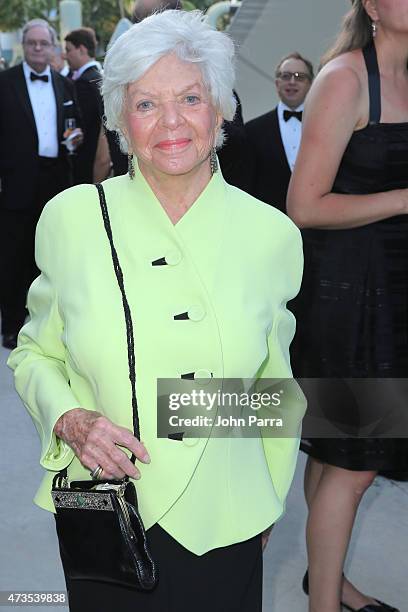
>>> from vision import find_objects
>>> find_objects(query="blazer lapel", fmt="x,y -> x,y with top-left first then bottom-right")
12,65 -> 37,137
271,108 -> 292,176
51,70 -> 64,139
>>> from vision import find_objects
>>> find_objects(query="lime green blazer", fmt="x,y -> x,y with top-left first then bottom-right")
8,164 -> 305,555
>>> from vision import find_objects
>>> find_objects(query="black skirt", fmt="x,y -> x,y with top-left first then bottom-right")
58,522 -> 263,612
291,219 -> 408,472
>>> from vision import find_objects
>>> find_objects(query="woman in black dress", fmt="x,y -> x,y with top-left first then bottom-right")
287,1 -> 408,611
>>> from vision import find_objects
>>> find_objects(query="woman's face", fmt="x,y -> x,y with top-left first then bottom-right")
364,0 -> 408,32
123,53 -> 222,178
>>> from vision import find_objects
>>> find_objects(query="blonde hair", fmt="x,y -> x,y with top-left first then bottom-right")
321,1 -> 372,66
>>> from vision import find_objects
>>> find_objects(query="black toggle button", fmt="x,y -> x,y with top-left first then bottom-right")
168,432 -> 185,441
152,257 -> 167,266
174,312 -> 189,320
181,372 -> 195,380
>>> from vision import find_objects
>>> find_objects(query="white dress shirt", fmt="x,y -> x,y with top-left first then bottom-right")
72,60 -> 99,80
277,101 -> 304,172
60,64 -> 70,77
23,61 -> 58,158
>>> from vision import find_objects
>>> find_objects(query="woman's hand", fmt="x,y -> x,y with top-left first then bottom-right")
54,408 -> 150,480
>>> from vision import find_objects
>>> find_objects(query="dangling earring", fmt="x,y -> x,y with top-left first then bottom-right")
372,21 -> 378,38
128,154 -> 135,180
210,147 -> 218,175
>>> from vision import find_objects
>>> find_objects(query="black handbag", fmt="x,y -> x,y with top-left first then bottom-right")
51,183 -> 158,591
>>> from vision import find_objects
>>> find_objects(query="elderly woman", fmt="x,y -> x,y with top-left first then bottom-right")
8,10 -> 303,612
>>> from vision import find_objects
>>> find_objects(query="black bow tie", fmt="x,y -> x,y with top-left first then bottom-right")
283,109 -> 302,122
30,72 -> 49,83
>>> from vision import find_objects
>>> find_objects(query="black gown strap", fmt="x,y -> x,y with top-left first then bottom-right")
362,42 -> 381,125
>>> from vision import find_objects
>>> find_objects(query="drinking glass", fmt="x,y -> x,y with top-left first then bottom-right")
62,118 -> 77,155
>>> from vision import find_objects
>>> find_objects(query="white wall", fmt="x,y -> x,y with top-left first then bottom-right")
0,31 -> 20,65
229,0 -> 350,121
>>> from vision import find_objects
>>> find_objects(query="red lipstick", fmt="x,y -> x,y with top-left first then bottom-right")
155,138 -> 191,150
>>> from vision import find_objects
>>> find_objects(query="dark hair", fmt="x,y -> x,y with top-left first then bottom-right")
65,27 -> 97,58
275,52 -> 314,80
321,0 -> 372,66
131,0 -> 182,23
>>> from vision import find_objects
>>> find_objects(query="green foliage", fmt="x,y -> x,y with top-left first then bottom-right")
0,0 -> 222,45
80,0 -> 130,47
0,0 -> 130,47
0,0 -> 57,31
182,1 -> 196,10
186,0 -> 215,9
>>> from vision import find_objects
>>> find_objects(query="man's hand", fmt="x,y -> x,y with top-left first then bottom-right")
62,127 -> 84,149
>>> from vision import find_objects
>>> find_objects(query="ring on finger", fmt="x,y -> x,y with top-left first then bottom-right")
90,464 -> 103,480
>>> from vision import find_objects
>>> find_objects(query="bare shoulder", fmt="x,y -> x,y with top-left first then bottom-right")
314,53 -> 363,100
309,49 -> 368,129
304,50 -> 368,130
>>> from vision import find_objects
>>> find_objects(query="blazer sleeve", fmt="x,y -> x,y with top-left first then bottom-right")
257,223 -> 306,509
7,205 -> 79,471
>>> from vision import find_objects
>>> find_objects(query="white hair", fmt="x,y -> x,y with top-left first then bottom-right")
22,19 -> 58,47
102,10 -> 236,152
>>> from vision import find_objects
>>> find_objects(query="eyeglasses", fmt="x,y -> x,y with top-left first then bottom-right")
277,71 -> 311,82
24,40 -> 52,49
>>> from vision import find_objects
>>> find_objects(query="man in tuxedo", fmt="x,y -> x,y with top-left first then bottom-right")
64,28 -> 109,184
0,19 -> 82,349
246,52 -> 314,212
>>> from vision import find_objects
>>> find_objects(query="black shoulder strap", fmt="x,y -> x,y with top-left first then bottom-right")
362,42 -> 381,125
54,184 -> 139,483
95,183 -> 140,461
